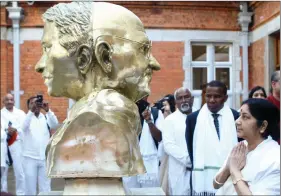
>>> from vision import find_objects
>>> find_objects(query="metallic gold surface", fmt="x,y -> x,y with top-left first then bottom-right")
35,2 -> 160,178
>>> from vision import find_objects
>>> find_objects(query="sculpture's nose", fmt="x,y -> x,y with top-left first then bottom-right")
35,55 -> 46,73
149,55 -> 160,71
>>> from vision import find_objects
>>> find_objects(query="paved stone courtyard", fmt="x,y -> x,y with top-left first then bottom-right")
5,166 -> 64,195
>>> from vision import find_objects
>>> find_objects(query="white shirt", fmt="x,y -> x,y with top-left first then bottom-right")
216,137 -> 280,195
1,123 -> 8,167
22,110 -> 59,160
1,107 -> 26,141
162,109 -> 192,195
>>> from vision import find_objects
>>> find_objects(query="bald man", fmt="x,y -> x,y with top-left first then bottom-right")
162,87 -> 196,195
1,94 -> 26,195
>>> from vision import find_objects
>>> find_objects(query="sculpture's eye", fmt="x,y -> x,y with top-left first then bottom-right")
43,46 -> 51,53
140,45 -> 150,57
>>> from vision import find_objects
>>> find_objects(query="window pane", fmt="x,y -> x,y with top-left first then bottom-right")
192,45 -> 207,61
215,45 -> 229,62
193,67 -> 207,90
216,68 -> 230,90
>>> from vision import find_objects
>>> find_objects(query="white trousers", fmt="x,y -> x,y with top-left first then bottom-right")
1,166 -> 7,192
1,140 -> 25,195
23,156 -> 51,195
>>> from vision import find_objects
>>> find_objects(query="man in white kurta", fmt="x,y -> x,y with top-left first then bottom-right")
162,87 -> 195,195
1,93 -> 26,195
22,96 -> 59,195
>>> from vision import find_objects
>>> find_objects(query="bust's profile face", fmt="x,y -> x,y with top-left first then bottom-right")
35,2 -> 160,102
36,21 -> 83,99
93,29 -> 160,101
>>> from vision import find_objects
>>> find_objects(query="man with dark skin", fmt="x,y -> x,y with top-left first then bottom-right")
1,94 -> 26,195
123,96 -> 165,189
22,96 -> 59,195
28,96 -> 50,117
185,80 -> 239,195
141,96 -> 162,142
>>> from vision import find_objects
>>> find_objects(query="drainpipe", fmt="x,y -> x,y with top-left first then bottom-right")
7,2 -> 24,109
238,2 -> 253,101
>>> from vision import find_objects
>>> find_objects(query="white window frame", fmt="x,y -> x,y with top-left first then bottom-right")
191,43 -> 233,91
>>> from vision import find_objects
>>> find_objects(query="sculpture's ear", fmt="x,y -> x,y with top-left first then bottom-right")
94,41 -> 112,74
77,44 -> 93,75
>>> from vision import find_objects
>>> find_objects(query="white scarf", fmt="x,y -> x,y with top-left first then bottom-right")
192,104 -> 238,195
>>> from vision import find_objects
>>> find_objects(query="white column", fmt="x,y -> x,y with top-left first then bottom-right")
238,2 -> 253,101
7,2 -> 23,109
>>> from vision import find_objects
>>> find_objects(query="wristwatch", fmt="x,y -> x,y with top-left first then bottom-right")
233,177 -> 246,185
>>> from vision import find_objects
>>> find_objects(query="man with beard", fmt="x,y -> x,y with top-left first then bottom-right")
1,94 -> 26,195
185,80 -> 239,195
161,87 -> 195,195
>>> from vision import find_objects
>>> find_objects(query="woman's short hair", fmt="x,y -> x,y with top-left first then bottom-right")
242,98 -> 280,140
248,86 -> 267,99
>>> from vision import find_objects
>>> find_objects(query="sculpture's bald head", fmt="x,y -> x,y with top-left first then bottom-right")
90,2 -> 160,101
91,2 -> 145,38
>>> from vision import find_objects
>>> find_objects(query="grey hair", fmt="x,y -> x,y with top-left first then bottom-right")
42,2 -> 93,54
174,87 -> 191,100
271,70 -> 280,82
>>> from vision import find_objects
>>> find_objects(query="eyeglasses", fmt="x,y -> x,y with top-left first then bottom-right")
93,34 -> 152,59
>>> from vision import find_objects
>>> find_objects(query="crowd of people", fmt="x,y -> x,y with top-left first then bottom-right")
0,71 -> 280,195
122,70 -> 280,195
1,95 -> 59,195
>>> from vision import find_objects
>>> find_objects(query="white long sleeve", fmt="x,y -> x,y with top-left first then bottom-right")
22,111 -> 33,132
22,110 -> 59,160
45,109 -> 59,130
162,110 -> 191,167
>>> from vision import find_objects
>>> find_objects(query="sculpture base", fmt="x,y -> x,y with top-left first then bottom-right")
39,187 -> 165,196
38,178 -> 125,195
38,178 -> 165,195
63,178 -> 125,195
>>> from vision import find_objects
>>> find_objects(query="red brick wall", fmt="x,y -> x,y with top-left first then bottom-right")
248,38 -> 265,89
0,6 -> 7,26
14,1 -> 240,31
149,42 -> 184,103
250,1 -> 280,30
0,40 -> 8,106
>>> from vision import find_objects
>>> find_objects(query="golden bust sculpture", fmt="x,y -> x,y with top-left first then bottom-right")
35,1 -> 160,181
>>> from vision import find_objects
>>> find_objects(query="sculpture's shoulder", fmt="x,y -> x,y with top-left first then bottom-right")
95,89 -> 137,110
84,89 -> 139,122
46,89 -> 145,178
